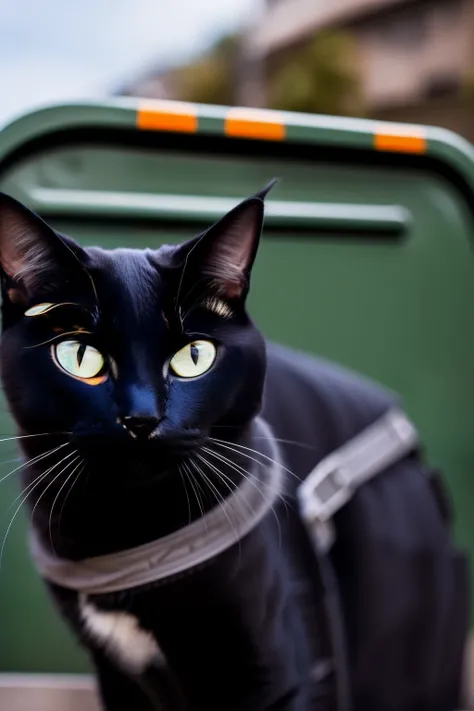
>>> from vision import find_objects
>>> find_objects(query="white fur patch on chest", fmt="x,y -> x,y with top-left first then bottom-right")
79,595 -> 161,674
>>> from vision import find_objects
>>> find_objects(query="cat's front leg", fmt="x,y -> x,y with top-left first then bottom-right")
92,649 -> 188,711
46,584 -> 186,710
92,650 -> 154,711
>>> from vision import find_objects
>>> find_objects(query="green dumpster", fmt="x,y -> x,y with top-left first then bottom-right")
0,99 -> 474,674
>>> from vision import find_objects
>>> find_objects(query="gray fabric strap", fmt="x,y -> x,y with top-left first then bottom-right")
29,420 -> 283,595
297,408 -> 418,551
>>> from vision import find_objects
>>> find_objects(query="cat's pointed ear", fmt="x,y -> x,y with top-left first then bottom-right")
180,179 -> 277,301
196,196 -> 263,299
251,177 -> 279,202
0,193 -> 85,303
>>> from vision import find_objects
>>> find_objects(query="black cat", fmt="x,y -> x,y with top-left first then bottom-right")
0,187 -> 467,711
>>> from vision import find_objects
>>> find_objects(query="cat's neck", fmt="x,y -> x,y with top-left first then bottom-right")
25,417 -> 277,561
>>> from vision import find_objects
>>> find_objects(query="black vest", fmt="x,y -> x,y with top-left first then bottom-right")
259,342 -> 469,711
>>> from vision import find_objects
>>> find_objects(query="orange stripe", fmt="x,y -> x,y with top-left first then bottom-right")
225,108 -> 285,141
374,130 -> 427,154
137,102 -> 198,133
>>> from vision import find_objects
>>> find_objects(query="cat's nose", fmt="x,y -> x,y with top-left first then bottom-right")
121,416 -> 160,439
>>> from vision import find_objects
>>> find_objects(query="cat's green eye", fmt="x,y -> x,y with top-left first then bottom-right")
169,340 -> 216,379
53,340 -> 107,384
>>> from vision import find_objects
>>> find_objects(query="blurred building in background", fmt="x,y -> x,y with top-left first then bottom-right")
117,67 -> 176,102
245,0 -> 474,138
117,0 -> 474,142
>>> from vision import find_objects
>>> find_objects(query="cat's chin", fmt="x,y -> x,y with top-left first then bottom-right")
70,427 -> 206,477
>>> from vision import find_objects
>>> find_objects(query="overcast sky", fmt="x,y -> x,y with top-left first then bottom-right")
0,0 -> 259,127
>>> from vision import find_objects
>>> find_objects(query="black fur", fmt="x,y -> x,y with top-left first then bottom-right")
0,187 -> 319,710
0,190 -> 269,558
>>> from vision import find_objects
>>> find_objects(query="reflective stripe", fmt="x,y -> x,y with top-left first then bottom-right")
297,408 -> 418,551
225,108 -> 286,141
374,126 -> 427,154
137,101 -> 198,133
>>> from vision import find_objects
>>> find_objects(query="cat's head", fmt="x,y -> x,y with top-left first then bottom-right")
0,185 -> 274,474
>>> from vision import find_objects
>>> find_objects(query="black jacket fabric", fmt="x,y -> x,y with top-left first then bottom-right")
49,342 -> 469,711
261,343 -> 469,711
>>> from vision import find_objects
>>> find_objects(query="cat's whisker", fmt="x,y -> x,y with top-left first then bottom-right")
189,461 -> 209,532
0,448 -> 78,569
7,470 -> 50,514
202,444 -> 289,514
195,451 -> 255,523
195,452 -> 242,503
178,462 -> 192,527
0,469 -> 53,562
0,432 -> 71,445
57,462 -> 87,539
190,456 -> 240,549
211,428 -> 316,450
0,442 -> 70,487
201,446 -> 286,548
254,437 -> 313,449
182,460 -> 207,533
6,449 -> 77,514
210,438 -> 301,482
30,453 -> 81,529
48,456 -> 84,553
203,444 -> 293,516
195,453 -> 251,560
177,304 -> 184,333
202,445 -> 288,502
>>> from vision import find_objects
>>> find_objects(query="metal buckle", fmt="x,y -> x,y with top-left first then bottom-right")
298,455 -> 354,525
297,409 -> 419,552
297,456 -> 355,552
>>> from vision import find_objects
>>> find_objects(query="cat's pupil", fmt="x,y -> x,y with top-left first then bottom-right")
77,343 -> 87,368
190,345 -> 199,365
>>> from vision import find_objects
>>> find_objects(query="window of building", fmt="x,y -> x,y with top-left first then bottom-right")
424,74 -> 461,99
377,9 -> 429,48
434,0 -> 464,26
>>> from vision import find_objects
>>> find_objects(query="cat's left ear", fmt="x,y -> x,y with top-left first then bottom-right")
179,179 -> 277,301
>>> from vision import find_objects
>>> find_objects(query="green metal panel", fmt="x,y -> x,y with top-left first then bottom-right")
1,100 -> 474,673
